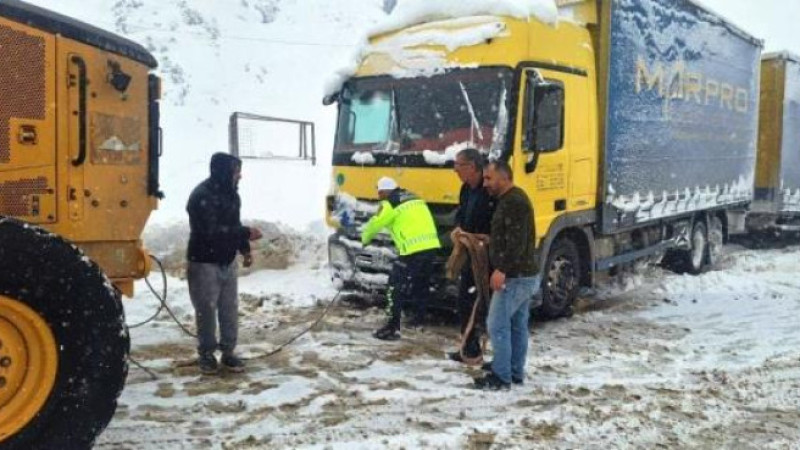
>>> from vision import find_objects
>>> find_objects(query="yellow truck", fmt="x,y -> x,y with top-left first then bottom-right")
0,1 -> 160,448
325,0 -> 762,317
750,52 -> 800,232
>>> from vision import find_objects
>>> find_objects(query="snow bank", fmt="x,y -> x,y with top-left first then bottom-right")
370,0 -> 559,36
143,220 -> 327,277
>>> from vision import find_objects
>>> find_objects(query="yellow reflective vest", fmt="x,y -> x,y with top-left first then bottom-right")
361,189 -> 441,256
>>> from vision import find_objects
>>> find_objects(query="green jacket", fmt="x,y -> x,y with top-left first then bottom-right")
489,186 -> 539,277
361,189 -> 441,256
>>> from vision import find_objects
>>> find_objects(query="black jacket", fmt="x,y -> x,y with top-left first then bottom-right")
455,179 -> 495,235
186,153 -> 250,265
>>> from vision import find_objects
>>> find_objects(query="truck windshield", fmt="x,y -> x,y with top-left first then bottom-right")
335,68 -> 512,157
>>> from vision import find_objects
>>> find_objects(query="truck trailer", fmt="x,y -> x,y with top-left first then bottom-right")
325,0 -> 762,318
749,52 -> 800,232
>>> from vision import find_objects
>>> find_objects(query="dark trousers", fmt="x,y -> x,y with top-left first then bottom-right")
386,250 -> 435,328
458,264 -> 486,358
187,261 -> 239,356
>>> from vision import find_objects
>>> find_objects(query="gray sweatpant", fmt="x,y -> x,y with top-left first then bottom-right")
187,261 -> 239,356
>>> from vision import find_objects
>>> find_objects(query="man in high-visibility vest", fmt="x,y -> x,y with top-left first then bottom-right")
362,177 -> 441,340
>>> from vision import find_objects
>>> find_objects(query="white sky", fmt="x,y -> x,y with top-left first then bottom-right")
698,0 -> 800,55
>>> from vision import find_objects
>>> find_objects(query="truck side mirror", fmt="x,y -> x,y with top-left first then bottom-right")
323,92 -> 339,106
523,79 -> 565,155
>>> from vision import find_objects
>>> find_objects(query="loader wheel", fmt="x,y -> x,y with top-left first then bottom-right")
0,218 -> 129,450
540,238 -> 581,319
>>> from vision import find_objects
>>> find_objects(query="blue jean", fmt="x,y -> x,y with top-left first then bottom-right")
488,275 -> 541,384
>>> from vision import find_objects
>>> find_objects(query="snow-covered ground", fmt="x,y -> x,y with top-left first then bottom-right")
97,242 -> 800,449
13,2 -> 800,448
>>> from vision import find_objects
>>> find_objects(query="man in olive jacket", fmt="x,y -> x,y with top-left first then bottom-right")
474,160 -> 541,390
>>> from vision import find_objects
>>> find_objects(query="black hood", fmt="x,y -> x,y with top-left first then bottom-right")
209,153 -> 241,192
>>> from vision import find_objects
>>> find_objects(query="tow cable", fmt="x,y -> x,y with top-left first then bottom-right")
128,254 -> 348,380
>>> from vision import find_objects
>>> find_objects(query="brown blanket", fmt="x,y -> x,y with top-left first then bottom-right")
446,231 -> 491,303
446,231 -> 491,364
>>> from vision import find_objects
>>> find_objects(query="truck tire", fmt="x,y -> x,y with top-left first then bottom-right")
540,238 -> 581,319
0,218 -> 129,450
681,221 -> 708,275
707,216 -> 724,267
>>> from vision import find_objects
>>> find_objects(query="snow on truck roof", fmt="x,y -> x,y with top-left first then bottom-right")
369,0 -> 558,37
323,0 -> 559,98
323,0 -> 763,98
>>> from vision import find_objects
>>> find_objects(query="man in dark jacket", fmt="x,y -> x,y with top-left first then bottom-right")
187,153 -> 262,374
474,160 -> 541,390
448,148 -> 495,364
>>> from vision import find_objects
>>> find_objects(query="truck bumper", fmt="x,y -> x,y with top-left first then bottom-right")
327,232 -> 457,308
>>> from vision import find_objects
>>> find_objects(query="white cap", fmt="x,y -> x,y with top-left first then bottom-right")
377,177 -> 398,191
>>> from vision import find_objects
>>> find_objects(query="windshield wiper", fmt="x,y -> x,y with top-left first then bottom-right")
460,81 -> 484,144
489,86 -> 509,161
384,87 -> 400,153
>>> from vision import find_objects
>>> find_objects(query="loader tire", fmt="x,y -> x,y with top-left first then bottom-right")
0,218 -> 129,450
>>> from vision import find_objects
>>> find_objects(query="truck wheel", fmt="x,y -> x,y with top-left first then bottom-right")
707,216 -> 724,267
0,219 -> 129,450
540,238 -> 581,319
682,221 -> 708,275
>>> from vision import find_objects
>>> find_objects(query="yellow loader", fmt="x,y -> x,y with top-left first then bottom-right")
0,1 -> 161,448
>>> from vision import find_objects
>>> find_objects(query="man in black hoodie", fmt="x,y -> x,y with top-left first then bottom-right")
187,153 -> 262,374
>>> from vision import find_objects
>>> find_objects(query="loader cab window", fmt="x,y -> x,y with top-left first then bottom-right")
524,78 -> 565,153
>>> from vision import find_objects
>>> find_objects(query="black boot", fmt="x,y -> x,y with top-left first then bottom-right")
448,351 -> 464,363
221,353 -> 246,373
373,323 -> 401,341
473,372 -> 510,391
198,353 -> 219,375
481,362 -> 523,385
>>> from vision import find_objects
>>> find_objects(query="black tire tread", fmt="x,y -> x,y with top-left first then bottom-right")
540,238 -> 581,319
0,218 -> 129,450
